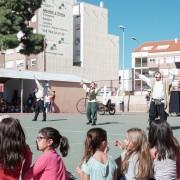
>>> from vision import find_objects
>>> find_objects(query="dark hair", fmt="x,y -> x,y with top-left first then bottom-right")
148,120 -> 180,160
83,128 -> 107,162
39,127 -> 69,157
155,71 -> 161,75
0,116 -> 26,171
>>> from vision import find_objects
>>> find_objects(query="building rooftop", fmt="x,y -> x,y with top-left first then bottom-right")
134,39 -> 180,53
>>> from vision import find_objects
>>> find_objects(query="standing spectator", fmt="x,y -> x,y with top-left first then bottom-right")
148,120 -> 180,180
23,127 -> 69,180
50,90 -> 56,113
145,90 -> 151,112
115,128 -> 152,180
76,127 -> 117,180
0,115 -> 32,180
44,91 -> 52,113
26,94 -> 33,112
136,71 -> 175,125
32,76 -> 46,121
80,81 -> 100,125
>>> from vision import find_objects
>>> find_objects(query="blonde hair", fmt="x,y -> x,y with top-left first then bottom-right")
122,128 -> 152,179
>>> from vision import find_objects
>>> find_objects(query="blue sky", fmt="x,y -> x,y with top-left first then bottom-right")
82,0 -> 180,69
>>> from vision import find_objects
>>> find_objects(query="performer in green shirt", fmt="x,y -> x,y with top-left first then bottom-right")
81,81 -> 100,125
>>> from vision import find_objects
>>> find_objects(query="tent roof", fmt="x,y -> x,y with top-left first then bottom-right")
0,68 -> 90,83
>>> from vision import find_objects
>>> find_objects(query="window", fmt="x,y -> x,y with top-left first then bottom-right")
75,38 -> 80,45
31,15 -> 37,22
166,57 -> 174,63
135,58 -> 141,67
16,60 -> 24,68
175,56 -> 180,62
31,59 -> 37,67
73,61 -> 81,66
76,50 -> 80,56
149,58 -> 155,62
5,61 -> 14,68
142,46 -> 153,51
156,45 -> 169,50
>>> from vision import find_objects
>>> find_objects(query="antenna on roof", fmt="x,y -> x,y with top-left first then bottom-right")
174,38 -> 178,43
100,1 -> 104,7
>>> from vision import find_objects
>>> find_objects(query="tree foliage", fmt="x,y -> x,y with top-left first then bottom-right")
0,0 -> 44,55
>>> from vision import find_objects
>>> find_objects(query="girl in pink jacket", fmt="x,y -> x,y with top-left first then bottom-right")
23,127 -> 70,180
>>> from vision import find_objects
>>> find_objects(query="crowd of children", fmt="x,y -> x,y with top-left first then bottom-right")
0,89 -> 56,113
0,114 -> 179,180
0,97 -> 21,113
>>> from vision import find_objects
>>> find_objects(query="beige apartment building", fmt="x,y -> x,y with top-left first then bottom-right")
132,39 -> 180,94
73,2 -> 119,81
0,0 -> 119,113
0,0 -> 119,82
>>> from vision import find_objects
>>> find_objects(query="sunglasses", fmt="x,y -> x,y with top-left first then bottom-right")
36,136 -> 47,141
155,76 -> 161,78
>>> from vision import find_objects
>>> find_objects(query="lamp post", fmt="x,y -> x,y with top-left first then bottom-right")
119,25 -> 126,93
132,37 -> 143,94
43,37 -> 46,72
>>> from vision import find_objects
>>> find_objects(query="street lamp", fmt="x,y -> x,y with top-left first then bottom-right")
43,37 -> 47,72
132,37 -> 143,94
119,25 -> 126,93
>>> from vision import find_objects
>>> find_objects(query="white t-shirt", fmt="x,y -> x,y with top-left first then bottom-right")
152,81 -> 164,99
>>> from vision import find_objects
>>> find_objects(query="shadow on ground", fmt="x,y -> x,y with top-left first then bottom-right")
48,119 -> 68,121
97,122 -> 120,125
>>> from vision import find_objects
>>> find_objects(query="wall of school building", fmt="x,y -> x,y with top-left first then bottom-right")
3,79 -> 86,113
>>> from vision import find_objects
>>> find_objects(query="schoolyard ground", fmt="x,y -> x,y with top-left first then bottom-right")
2,112 -> 180,179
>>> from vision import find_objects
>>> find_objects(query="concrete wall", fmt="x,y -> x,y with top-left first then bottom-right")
97,94 -> 147,113
3,79 -> 85,113
50,81 -> 85,113
80,3 -> 119,81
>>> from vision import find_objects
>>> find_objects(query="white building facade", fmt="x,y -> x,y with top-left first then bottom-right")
0,0 -> 119,82
72,2 -> 119,81
132,39 -> 180,94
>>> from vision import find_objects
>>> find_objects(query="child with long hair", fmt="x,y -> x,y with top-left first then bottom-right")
148,120 -> 180,179
76,127 -> 117,180
0,115 -> 32,180
115,128 -> 152,180
23,127 -> 70,180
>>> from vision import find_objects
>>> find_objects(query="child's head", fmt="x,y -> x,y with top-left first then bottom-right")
122,128 -> 152,179
36,127 -> 69,157
83,128 -> 107,161
0,115 -> 26,170
148,120 -> 179,160
125,128 -> 149,152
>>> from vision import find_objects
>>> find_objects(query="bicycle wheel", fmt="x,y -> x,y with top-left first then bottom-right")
76,98 -> 88,114
109,107 -> 116,115
97,102 -> 105,115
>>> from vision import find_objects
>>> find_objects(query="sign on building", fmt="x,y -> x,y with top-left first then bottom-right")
38,0 -> 73,58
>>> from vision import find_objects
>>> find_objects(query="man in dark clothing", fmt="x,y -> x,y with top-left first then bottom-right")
32,78 -> 46,121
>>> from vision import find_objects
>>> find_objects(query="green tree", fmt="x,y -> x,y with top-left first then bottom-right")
0,0 -> 44,55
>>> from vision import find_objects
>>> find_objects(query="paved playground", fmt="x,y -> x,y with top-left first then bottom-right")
3,112 -> 180,179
